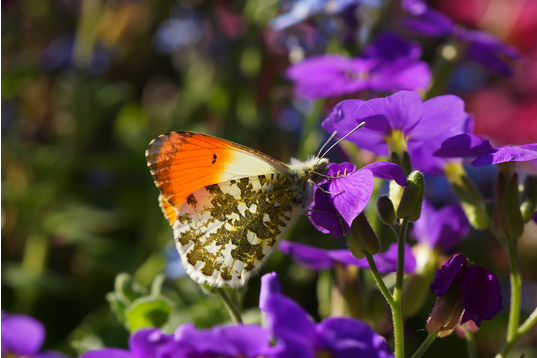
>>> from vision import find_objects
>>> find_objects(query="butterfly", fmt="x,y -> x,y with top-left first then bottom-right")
146,132 -> 331,287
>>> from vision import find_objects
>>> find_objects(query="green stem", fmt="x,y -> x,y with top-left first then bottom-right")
216,288 -> 243,324
409,332 -> 438,358
464,327 -> 478,358
506,235 -> 522,343
392,218 -> 409,358
495,275 -> 536,358
365,252 -> 395,307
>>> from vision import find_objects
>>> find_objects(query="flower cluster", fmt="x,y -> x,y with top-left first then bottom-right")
81,272 -> 394,358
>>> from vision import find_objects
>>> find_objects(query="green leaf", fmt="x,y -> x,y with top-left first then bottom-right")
125,296 -> 173,331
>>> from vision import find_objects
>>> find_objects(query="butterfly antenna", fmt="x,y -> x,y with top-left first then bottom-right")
316,130 -> 339,158
319,121 -> 366,158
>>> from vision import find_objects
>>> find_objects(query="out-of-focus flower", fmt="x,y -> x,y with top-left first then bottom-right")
434,134 -> 537,166
428,254 -> 502,330
270,0 -> 361,31
322,91 -> 474,174
152,7 -> 204,54
279,240 -> 416,273
308,161 -> 407,238
401,0 -> 520,76
81,324 -> 272,358
163,243 -> 187,279
412,200 -> 470,253
286,32 -> 431,98
39,37 -> 111,75
259,272 -> 394,358
1,312 -> 71,358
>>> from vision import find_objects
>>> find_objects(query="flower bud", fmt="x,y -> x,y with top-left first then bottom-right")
520,175 -> 537,223
347,213 -> 380,259
397,171 -> 424,222
426,281 -> 464,337
493,163 -> 524,239
377,195 -> 396,225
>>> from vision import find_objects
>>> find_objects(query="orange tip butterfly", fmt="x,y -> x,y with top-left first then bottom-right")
146,125 -> 364,287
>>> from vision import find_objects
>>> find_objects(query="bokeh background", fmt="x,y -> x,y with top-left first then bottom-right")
2,0 -> 537,357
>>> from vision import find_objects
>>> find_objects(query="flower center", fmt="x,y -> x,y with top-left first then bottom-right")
385,129 -> 408,158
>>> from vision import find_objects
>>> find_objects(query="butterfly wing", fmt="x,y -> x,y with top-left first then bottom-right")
146,132 -> 289,209
174,174 -> 301,287
146,132 -> 301,287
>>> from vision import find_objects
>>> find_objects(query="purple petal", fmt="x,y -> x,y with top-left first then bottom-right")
408,95 -> 473,173
401,0 -> 455,37
368,59 -> 431,92
326,249 -> 365,266
129,328 -> 183,358
177,324 -> 271,358
309,182 -> 347,238
1,314 -> 45,356
354,91 -> 424,136
413,201 -> 469,252
328,166 -> 375,228
411,95 -> 471,141
322,100 -> 390,156
430,254 -> 468,297
287,55 -> 370,99
361,31 -> 422,61
269,0 -> 325,31
316,317 -> 394,357
460,266 -> 503,327
79,348 -> 136,358
458,29 -> 520,76
471,144 -> 537,166
278,241 -> 334,270
434,134 -> 493,158
263,295 -> 316,357
362,162 -> 407,186
259,272 -> 284,311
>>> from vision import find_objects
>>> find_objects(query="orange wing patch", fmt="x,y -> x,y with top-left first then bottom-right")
146,132 -> 283,209
146,132 -> 234,208
158,194 -> 177,225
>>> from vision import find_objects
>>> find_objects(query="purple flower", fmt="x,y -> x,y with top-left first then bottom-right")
412,200 -> 470,253
81,324 -> 272,358
322,91 -> 474,174
430,254 -> 503,327
433,134 -> 537,166
402,0 -> 519,76
286,32 -> 431,99
279,240 -> 416,273
1,312 -> 71,358
259,272 -> 394,358
309,161 -> 407,238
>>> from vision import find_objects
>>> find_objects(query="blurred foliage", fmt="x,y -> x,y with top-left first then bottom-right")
2,0 -> 536,357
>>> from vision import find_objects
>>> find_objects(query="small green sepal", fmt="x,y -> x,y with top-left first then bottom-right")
397,171 -> 425,222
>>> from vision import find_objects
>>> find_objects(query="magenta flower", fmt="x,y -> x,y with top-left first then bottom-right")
434,134 -> 537,166
322,91 -> 474,174
286,32 -> 431,99
309,161 -> 407,238
81,324 -> 272,358
259,272 -> 394,358
1,312 -> 71,358
430,254 -> 503,327
412,200 -> 470,253
279,241 -> 416,273
402,0 -> 519,76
